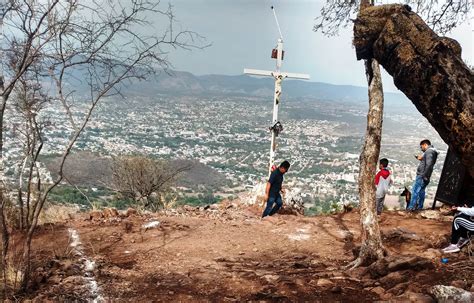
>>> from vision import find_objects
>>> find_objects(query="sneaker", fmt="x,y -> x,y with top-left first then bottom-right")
457,237 -> 470,249
442,244 -> 460,253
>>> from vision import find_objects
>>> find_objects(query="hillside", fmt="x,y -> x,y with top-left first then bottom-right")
66,69 -> 412,109
131,70 -> 412,108
19,202 -> 474,302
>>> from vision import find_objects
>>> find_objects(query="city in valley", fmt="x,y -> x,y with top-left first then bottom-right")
4,82 -> 446,214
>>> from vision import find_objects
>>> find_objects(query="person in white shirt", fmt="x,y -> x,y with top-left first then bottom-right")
441,204 -> 474,253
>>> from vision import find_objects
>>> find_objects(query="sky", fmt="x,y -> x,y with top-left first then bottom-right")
160,0 -> 473,92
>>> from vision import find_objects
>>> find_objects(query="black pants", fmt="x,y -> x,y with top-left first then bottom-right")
450,213 -> 474,244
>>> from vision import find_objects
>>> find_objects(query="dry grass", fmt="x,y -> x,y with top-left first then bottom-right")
38,204 -> 81,225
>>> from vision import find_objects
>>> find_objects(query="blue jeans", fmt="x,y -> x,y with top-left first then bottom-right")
262,195 -> 283,218
408,175 -> 429,210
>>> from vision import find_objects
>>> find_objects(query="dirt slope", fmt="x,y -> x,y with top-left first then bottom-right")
20,203 -> 474,302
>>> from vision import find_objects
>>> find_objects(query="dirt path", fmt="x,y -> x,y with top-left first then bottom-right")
26,206 -> 474,302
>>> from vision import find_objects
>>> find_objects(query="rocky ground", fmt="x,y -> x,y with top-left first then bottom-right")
12,202 -> 474,302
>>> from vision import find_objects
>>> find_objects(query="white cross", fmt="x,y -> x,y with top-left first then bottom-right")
244,38 -> 309,176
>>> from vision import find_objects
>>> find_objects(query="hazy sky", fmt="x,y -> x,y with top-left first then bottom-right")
163,0 -> 473,92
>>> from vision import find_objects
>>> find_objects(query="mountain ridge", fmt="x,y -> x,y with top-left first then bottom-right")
124,69 -> 411,107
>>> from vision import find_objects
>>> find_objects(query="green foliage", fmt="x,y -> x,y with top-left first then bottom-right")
178,192 -> 222,206
49,186 -> 90,206
48,186 -> 132,209
305,195 -> 343,216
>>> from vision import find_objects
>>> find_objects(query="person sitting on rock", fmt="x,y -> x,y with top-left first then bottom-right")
262,161 -> 290,218
441,204 -> 474,253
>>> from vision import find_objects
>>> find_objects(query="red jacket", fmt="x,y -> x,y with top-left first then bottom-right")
375,169 -> 390,185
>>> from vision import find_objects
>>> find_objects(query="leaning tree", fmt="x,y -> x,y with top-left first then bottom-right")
314,0 -> 471,267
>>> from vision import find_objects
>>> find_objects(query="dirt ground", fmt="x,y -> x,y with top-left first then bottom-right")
15,203 -> 474,302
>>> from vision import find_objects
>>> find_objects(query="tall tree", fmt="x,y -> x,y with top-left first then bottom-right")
349,0 -> 386,268
0,0 -> 204,294
314,0 -> 471,267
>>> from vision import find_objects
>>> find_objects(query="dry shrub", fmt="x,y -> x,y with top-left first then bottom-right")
38,203 -> 80,225
3,198 -> 22,230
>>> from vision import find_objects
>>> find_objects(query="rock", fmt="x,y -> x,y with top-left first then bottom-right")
125,208 -> 138,217
62,275 -> 84,285
142,220 -> 160,229
429,285 -> 473,303
209,204 -> 219,210
263,274 -> 280,283
421,248 -> 442,260
380,271 -> 405,288
348,267 -> 366,279
122,221 -> 133,233
383,228 -> 421,241
450,280 -> 468,290
388,282 -> 410,296
363,279 -> 375,287
387,256 -> 434,272
397,291 -> 435,303
420,210 -> 442,220
103,207 -> 119,218
252,248 -> 259,252
330,286 -> 342,293
316,278 -> 335,288
295,278 -> 305,286
370,286 -> 386,296
367,258 -> 389,278
89,210 -> 104,220
184,205 -> 195,212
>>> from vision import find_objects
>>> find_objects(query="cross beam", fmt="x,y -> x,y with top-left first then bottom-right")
244,38 -> 309,176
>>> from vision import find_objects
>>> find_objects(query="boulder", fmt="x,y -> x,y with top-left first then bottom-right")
429,285 -> 473,303
397,291 -> 435,303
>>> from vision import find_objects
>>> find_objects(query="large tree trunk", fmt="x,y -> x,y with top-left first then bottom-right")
350,58 -> 386,268
353,4 -> 474,178
345,0 -> 386,269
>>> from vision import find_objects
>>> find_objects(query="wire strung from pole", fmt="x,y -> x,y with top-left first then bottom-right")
271,6 -> 283,41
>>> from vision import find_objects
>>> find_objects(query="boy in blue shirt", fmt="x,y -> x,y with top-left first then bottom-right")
262,161 -> 290,218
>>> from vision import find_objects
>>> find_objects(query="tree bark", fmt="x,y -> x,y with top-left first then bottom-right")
345,0 -> 386,269
349,58 -> 386,268
353,4 -> 474,178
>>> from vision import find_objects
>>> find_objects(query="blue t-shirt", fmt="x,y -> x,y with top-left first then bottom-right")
268,169 -> 284,198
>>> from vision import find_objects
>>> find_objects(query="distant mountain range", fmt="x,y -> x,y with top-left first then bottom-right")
65,67 -> 412,108
126,70 -> 412,107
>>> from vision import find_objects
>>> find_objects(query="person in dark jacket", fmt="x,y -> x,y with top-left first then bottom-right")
407,139 -> 439,210
262,161 -> 290,218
